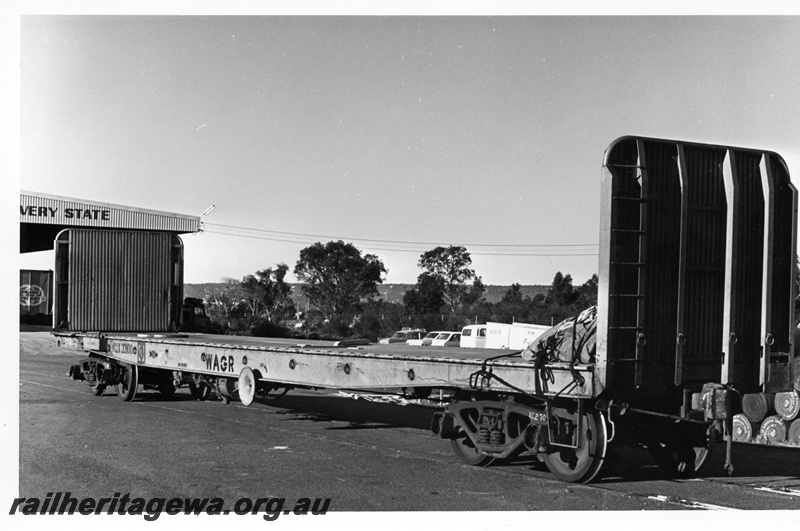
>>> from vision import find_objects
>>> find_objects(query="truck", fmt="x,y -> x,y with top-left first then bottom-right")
484,321 -> 551,350
181,297 -> 212,333
54,136 -> 799,484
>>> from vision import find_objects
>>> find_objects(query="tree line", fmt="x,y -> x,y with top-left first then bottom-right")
197,241 -> 597,341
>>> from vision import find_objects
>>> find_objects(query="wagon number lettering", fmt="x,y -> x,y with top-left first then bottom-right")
110,341 -> 143,362
206,354 -> 235,373
528,411 -> 547,424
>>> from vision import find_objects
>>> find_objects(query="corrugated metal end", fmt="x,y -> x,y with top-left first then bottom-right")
54,229 -> 183,332
598,137 -> 796,400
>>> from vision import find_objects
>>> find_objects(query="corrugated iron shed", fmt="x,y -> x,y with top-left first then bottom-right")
20,190 -> 201,253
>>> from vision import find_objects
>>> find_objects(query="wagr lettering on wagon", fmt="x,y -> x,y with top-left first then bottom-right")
205,353 -> 235,373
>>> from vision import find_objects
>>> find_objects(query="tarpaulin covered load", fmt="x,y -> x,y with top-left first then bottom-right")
522,306 -> 597,364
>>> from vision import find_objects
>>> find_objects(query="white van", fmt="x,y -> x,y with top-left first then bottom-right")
459,325 -> 487,348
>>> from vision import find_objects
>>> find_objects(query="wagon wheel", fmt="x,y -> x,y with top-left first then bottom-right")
450,431 -> 495,467
542,411 -> 608,483
646,424 -> 716,478
88,382 -> 106,396
188,381 -> 210,401
238,367 -> 257,406
117,363 -> 138,402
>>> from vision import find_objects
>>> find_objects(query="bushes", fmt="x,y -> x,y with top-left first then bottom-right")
249,319 -> 291,338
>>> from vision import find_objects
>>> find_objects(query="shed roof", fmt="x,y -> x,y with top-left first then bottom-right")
20,190 -> 201,253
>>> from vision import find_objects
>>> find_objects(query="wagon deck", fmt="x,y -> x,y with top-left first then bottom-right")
56,331 -> 595,398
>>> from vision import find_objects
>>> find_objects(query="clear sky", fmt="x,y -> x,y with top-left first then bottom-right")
11,4 -> 800,288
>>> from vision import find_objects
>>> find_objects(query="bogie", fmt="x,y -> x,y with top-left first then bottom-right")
435,398 -> 613,483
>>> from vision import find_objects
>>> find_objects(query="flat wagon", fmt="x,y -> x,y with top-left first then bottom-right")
55,136 -> 800,483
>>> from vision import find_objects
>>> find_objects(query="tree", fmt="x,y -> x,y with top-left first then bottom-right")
575,274 -> 599,309
294,241 -> 387,322
354,299 -> 406,341
203,277 -> 246,330
493,282 -> 531,323
240,264 -> 296,325
538,272 -> 598,325
546,272 -> 578,307
403,273 -> 448,332
463,276 -> 486,307
404,273 -> 446,316
501,283 -> 525,306
417,246 -> 482,314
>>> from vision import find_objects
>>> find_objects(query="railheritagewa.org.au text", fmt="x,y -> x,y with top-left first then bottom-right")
9,492 -> 331,521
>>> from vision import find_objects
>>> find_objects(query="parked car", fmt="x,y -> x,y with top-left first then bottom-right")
431,332 -> 462,347
460,324 -> 487,348
408,331 -> 446,346
379,327 -> 426,345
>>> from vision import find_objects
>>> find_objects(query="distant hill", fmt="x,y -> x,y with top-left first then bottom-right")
358,283 -> 549,304
184,282 -> 548,306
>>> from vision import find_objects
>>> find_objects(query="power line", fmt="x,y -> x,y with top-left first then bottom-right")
204,223 -> 598,248
203,228 -> 599,257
